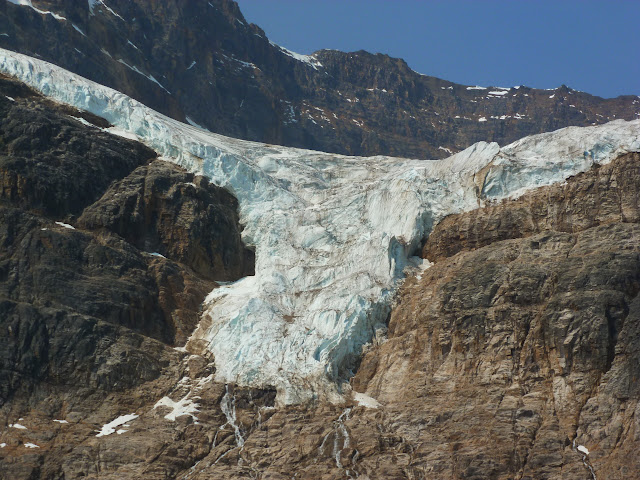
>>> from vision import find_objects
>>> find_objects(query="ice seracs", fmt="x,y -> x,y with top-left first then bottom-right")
1,48 -> 638,405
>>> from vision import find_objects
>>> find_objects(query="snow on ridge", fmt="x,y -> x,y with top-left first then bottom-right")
269,41 -> 322,70
88,0 -> 123,20
7,0 -> 66,20
0,48 -> 637,405
116,59 -> 170,94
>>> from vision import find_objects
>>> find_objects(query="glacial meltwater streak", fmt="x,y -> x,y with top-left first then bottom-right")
1,48 -> 638,404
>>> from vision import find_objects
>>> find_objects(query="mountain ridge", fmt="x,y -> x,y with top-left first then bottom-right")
0,0 -> 638,159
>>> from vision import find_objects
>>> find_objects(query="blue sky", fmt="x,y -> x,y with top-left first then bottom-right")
236,0 -> 639,98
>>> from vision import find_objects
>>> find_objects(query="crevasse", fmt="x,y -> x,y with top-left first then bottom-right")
1,48 -> 638,404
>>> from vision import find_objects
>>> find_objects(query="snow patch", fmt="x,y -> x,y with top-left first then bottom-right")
7,0 -> 66,20
88,0 -> 123,20
269,41 -> 322,69
577,445 -> 589,455
187,60 -> 196,70
466,86 -> 486,90
53,419 -> 68,424
55,221 -> 74,229
72,24 -> 85,36
96,414 -> 138,437
24,442 -> 39,448
117,59 -> 170,94
154,395 -> 199,421
353,392 -> 381,408
9,423 -> 26,429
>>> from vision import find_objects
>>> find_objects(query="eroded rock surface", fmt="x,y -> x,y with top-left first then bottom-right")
0,77 -> 258,479
78,160 -> 255,282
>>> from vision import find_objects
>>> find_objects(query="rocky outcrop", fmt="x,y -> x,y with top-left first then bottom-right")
0,73 -> 155,217
78,160 -> 254,282
0,0 -> 638,159
0,76 -> 257,478
423,151 -> 640,261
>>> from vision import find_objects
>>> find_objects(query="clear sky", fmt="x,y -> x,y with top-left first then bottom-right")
236,0 -> 639,99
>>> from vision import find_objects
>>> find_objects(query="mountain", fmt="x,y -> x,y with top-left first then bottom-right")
1,1 -> 640,479
0,45 -> 639,479
0,0 -> 638,159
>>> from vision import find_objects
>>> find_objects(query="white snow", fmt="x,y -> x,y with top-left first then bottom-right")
5,95 -> 14,101
269,41 -> 322,69
577,445 -> 589,455
478,117 -> 487,122
69,115 -> 97,128
117,59 -> 170,94
488,90 -> 509,96
187,60 -> 196,70
466,86 -> 486,90
185,116 -> 209,131
0,443 -> 5,448
104,126 -> 138,141
9,423 -> 27,429
154,395 -> 199,421
149,252 -> 166,258
24,442 -> 39,448
55,221 -> 75,229
53,419 -> 68,424
353,391 -> 381,408
72,24 -> 85,36
88,0 -> 123,20
1,48 -> 638,404
438,146 -> 453,154
7,0 -> 66,21
127,40 -> 139,51
549,94 -> 556,99
96,413 -> 138,437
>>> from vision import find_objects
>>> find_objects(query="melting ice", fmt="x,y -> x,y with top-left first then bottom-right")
1,48 -> 638,404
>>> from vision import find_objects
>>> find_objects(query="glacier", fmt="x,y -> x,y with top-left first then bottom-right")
1,48 -> 638,404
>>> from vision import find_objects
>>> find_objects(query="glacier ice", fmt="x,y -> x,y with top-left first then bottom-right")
0,48 -> 638,404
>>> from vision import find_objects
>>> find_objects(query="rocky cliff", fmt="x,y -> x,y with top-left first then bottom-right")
0,74 -> 257,478
0,0 -> 638,159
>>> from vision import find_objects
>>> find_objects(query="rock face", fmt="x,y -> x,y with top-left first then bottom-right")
349,151 -> 640,479
0,0 -> 638,159
78,161 -> 255,282
0,76 -> 258,478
